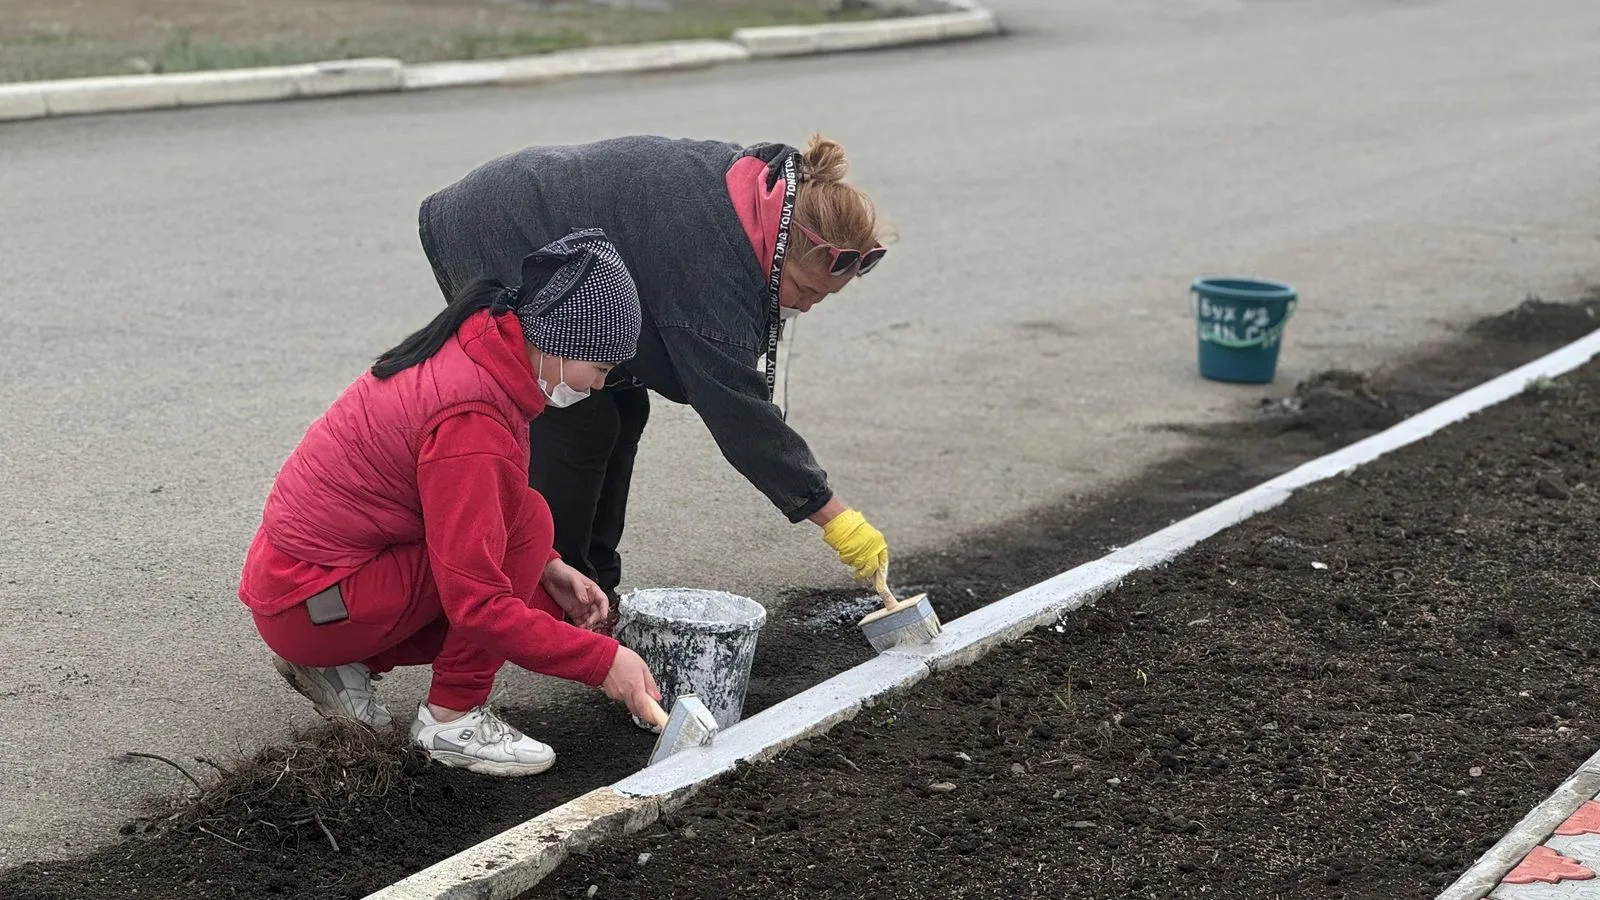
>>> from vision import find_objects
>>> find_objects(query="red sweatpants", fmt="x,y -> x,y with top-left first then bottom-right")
252,533 -> 560,711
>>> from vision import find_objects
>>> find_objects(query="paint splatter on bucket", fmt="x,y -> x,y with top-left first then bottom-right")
615,588 -> 767,730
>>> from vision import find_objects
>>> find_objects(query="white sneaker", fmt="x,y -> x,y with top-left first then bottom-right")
272,655 -> 393,728
411,704 -> 556,776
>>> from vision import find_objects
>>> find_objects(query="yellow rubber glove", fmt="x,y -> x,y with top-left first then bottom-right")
821,509 -> 889,582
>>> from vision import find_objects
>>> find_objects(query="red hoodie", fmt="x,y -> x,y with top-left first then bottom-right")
239,310 -> 618,686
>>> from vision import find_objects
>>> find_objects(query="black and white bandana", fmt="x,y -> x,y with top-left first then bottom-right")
506,229 -> 642,365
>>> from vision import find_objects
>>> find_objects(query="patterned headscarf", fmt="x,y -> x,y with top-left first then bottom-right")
502,229 -> 641,364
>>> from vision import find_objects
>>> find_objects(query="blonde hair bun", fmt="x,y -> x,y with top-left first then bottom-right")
800,134 -> 849,185
794,133 -> 887,264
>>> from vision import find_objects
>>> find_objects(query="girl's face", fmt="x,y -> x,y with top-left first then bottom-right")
536,352 -> 613,392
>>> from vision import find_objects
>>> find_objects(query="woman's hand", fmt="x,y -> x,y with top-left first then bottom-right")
818,507 -> 890,583
601,646 -> 665,726
541,558 -> 609,629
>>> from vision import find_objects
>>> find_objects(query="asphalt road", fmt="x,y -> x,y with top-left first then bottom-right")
3,0 -> 1598,867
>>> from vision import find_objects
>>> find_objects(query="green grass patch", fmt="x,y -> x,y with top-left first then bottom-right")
442,29 -> 594,60
1,4 -> 887,82
151,34 -> 318,74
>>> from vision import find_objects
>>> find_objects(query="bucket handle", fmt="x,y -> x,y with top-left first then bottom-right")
1190,293 -> 1298,349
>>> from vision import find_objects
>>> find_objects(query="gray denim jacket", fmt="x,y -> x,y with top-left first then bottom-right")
417,135 -> 833,523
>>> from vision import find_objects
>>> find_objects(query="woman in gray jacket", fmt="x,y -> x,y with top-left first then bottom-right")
417,133 -> 892,617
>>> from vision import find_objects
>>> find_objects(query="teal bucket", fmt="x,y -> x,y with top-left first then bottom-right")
1191,277 -> 1298,384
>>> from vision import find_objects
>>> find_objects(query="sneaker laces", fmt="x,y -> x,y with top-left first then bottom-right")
347,686 -> 380,714
337,666 -> 381,712
472,706 -> 522,747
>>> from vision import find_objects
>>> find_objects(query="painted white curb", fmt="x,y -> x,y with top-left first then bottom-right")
1260,331 -> 1600,494
0,4 -> 999,123
401,40 -> 749,92
1435,745 -> 1600,900
365,654 -> 930,900
364,787 -> 662,900
0,83 -> 47,121
733,9 -> 998,58
1104,486 -> 1295,570
615,653 -> 930,797
366,326 -> 1600,900
883,558 -> 1134,671
22,59 -> 402,119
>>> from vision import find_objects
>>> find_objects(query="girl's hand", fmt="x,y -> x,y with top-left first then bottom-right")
602,646 -> 665,726
541,559 -> 609,629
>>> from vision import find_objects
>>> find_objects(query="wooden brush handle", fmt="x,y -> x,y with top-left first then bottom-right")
874,568 -> 902,612
640,696 -> 671,730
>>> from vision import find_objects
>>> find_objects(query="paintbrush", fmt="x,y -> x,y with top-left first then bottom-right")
640,694 -> 719,766
857,566 -> 942,652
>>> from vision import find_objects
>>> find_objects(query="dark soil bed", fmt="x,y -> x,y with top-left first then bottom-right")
3,292 -> 1597,900
525,329 -> 1600,899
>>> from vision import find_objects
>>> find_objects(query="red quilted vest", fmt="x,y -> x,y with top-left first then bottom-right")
259,310 -> 544,578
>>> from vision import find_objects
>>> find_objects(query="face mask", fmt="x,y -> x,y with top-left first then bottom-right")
538,354 -> 591,408
779,305 -> 804,320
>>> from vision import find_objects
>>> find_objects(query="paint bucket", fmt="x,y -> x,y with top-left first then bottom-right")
1191,277 -> 1299,383
615,588 -> 767,730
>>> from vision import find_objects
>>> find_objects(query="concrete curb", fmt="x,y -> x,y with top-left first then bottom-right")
733,9 -> 998,58
400,40 -> 750,93
0,83 -> 47,122
882,558 -> 1133,671
365,329 -> 1600,900
0,3 -> 1000,123
615,653 -> 931,797
9,59 -> 402,120
365,655 -> 931,900
363,787 -> 666,900
1434,745 -> 1600,900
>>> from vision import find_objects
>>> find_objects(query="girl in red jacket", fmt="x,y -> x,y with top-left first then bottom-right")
239,229 -> 661,777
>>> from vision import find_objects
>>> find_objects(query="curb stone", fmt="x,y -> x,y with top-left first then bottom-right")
364,333 -> 1600,900
1435,745 -> 1600,900
732,9 -> 997,58
361,787 -> 664,900
614,653 -> 931,798
363,654 -> 931,900
882,558 -> 1134,672
1102,486 -> 1295,570
400,40 -> 750,92
0,83 -> 47,121
23,59 -> 402,119
0,2 -> 1000,123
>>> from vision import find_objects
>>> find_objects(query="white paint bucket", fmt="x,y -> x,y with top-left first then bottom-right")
614,588 -> 767,730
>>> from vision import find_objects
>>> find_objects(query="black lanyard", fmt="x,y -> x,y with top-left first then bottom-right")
763,153 -> 797,409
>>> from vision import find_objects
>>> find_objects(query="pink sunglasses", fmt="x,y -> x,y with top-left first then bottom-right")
796,223 -> 887,277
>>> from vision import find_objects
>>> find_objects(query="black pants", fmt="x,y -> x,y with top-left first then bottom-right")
527,382 -> 651,603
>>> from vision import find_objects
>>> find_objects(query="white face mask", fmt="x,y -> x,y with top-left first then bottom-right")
779,305 -> 804,320
538,354 -> 591,408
